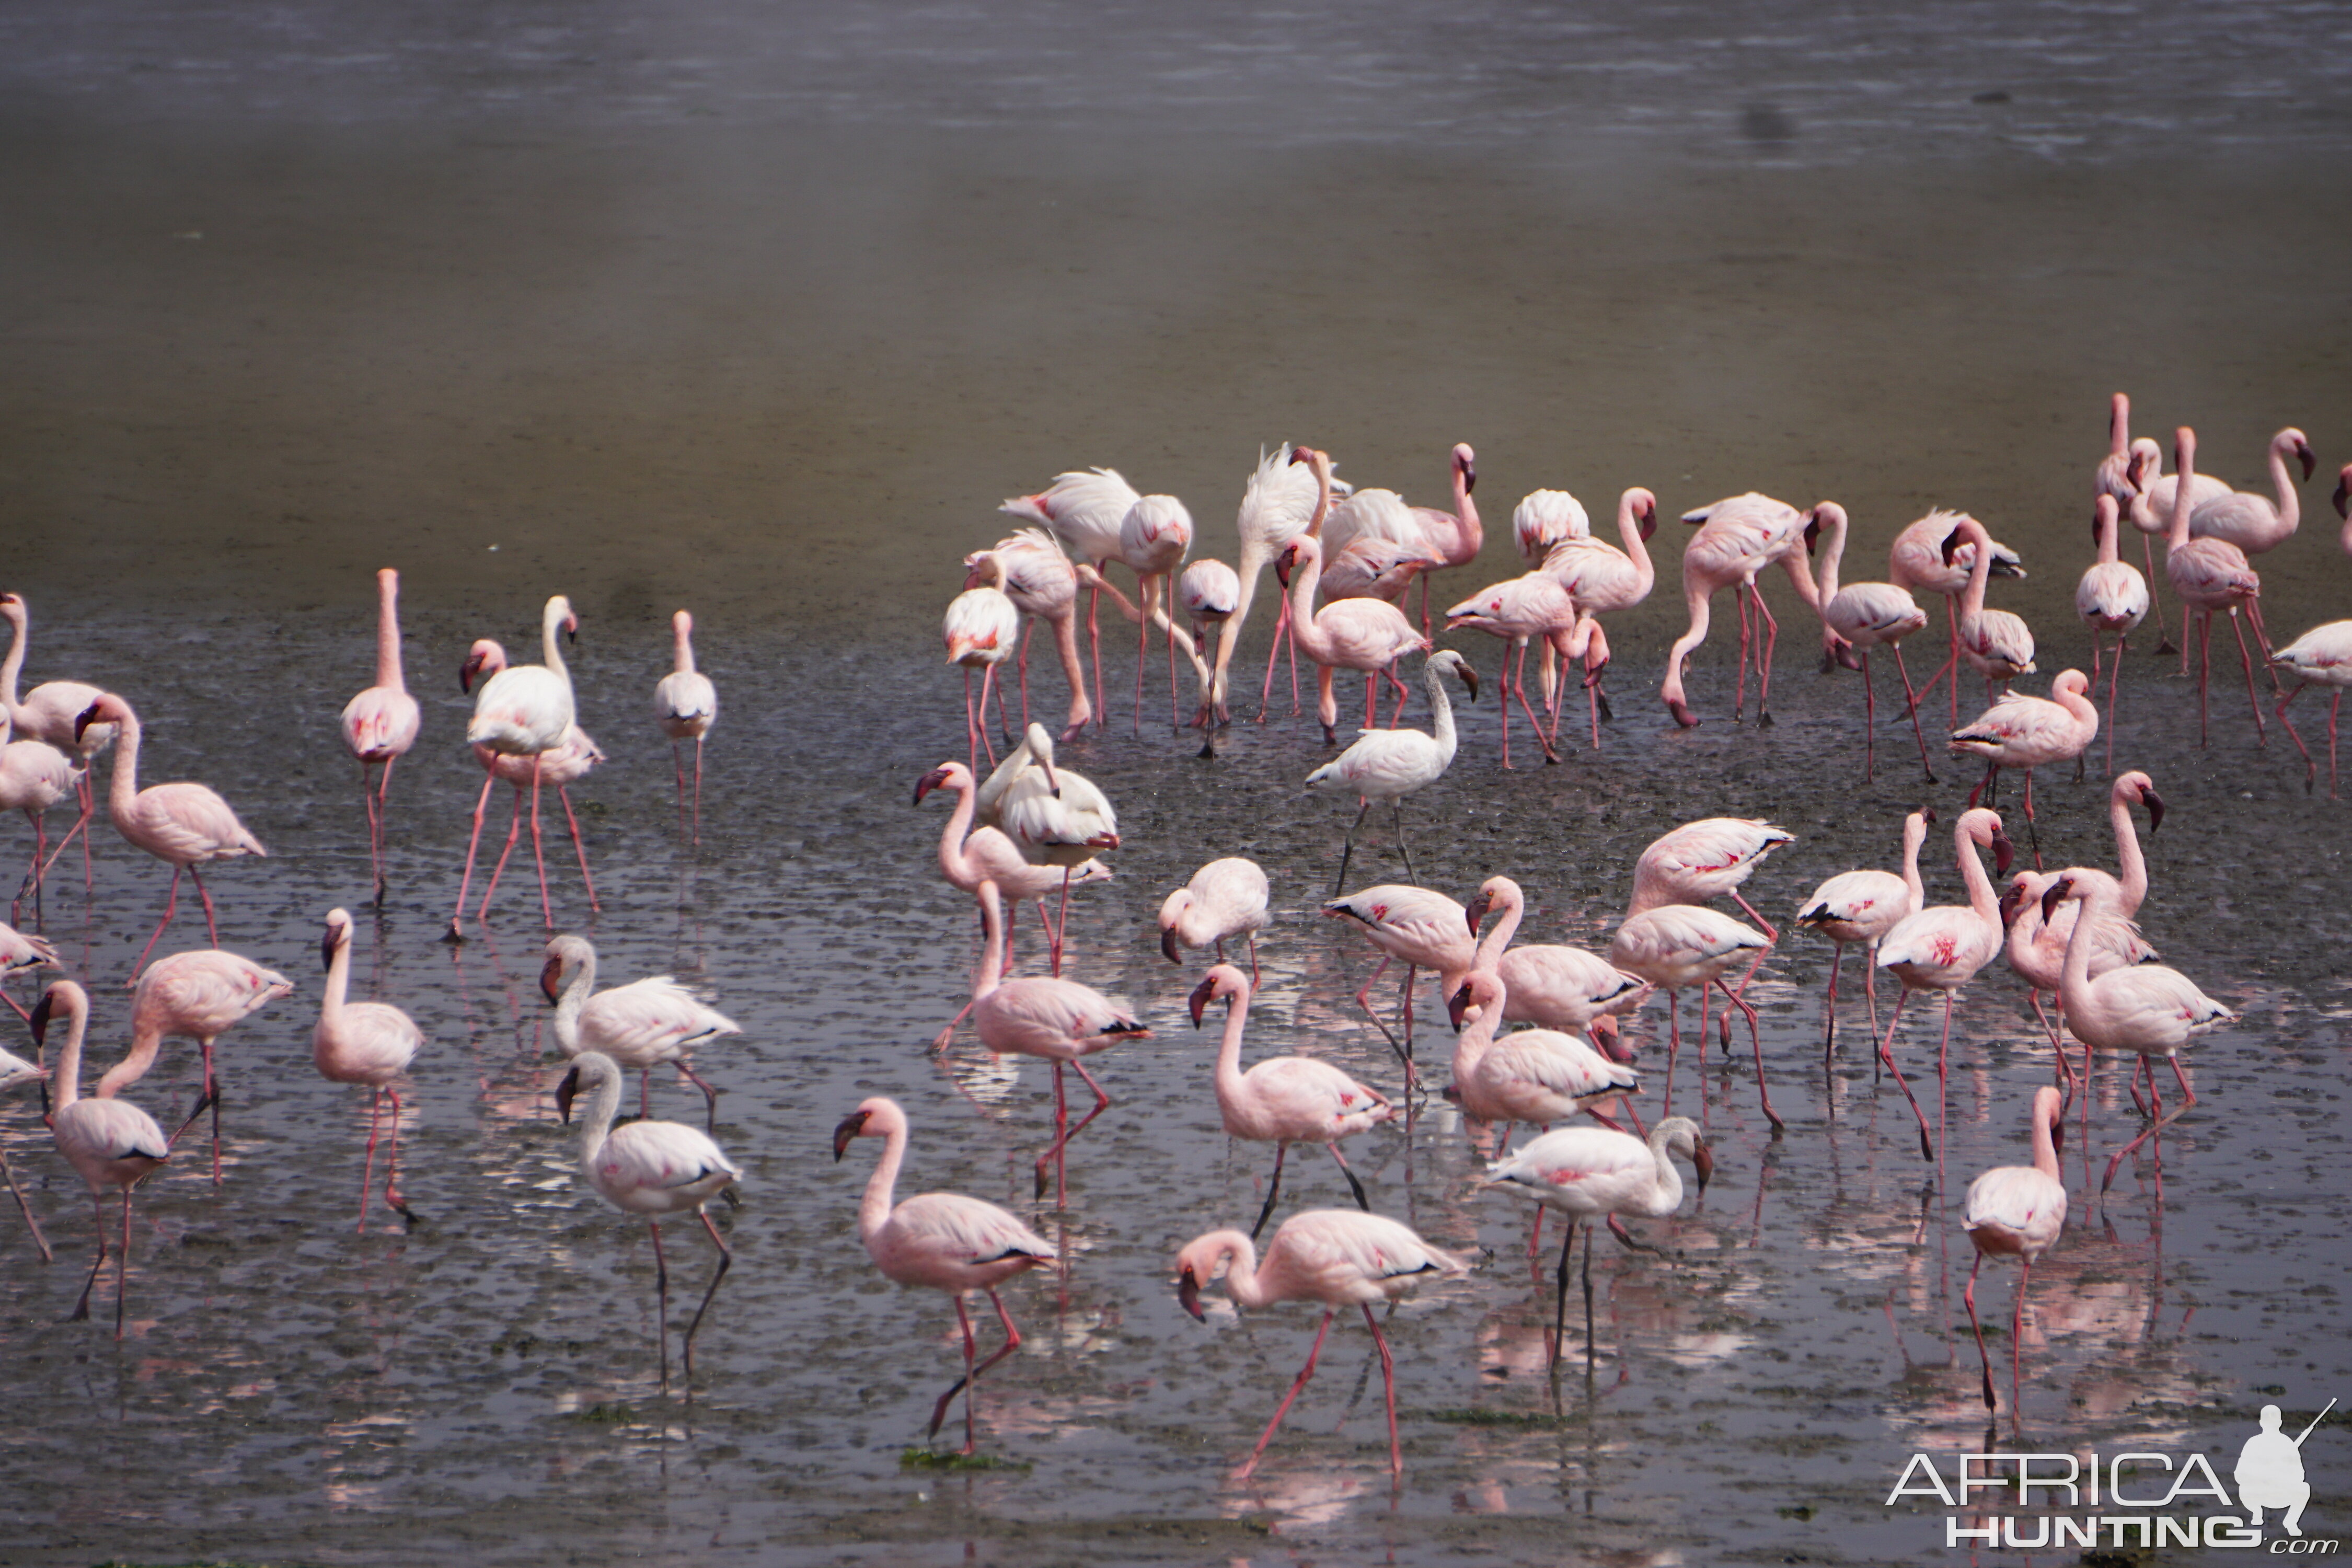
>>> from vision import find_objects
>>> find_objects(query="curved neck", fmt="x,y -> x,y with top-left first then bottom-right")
2268,439 -> 2303,532
672,616 -> 697,677
552,946 -> 595,1050
1961,525 -> 1994,625
49,993 -> 89,1112
1644,1128 -> 1686,1208
540,603 -> 571,684
1283,539 -> 1329,656
1305,454 -> 1332,539
573,1064 -> 621,1171
0,610 -> 25,710
2058,886 -> 2113,1001
1957,824 -> 2000,930
1211,985 -> 1252,1104
1446,459 -> 1481,556
1451,991 -> 1501,1084
1203,1231 -> 1267,1308
375,574 -> 406,691
1424,660 -> 1458,757
97,1013 -> 162,1100
322,933 -> 353,1022
859,1114 -> 907,1244
105,706 -> 143,819
1811,506 -> 1849,608
1472,885 -> 1525,971
2108,394 -> 2130,462
2167,437 -> 2197,549
2109,788 -> 2148,913
936,775 -> 979,884
974,882 -> 1007,1002
1900,816 -> 1929,909
1616,492 -> 1656,588
2030,1098 -> 2061,1181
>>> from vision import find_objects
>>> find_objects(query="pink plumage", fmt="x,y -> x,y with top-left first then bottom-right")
2162,427 -> 2270,746
1463,876 -> 1648,1036
1158,857 -> 1270,975
542,933 -> 741,1130
1444,573 -> 1576,766
1795,806 -> 1933,1051
36,981 -> 171,1337
1949,669 -> 2098,833
1631,815 -> 1793,938
315,907 -> 423,1231
1961,1085 -> 2068,1413
653,608 -> 718,844
1513,487 -> 1591,566
1872,807 -> 2012,1160
1661,492 -> 1825,727
1447,970 -> 1639,1131
339,568 -> 422,903
1810,502 -> 1937,780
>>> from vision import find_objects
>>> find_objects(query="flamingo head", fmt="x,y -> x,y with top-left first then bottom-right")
538,949 -> 569,1006
1447,971 -> 1502,1033
830,1105 -> 875,1160
1667,696 -> 1700,728
1634,489 -> 1658,541
459,639 -> 506,693
2038,873 -> 2078,924
2124,773 -> 2164,834
1186,964 -> 1246,1024
320,908 -> 353,973
1434,648 -> 1479,702
0,592 -> 20,626
1997,873 -> 2036,930
1461,886 -> 1494,934
1819,632 -> 1861,674
912,763 -> 965,806
1175,1260 -> 1207,1321
1691,1137 -> 1715,1196
1273,541 -> 1302,587
2335,464 -> 2351,521
73,694 -> 125,742
1992,828 -> 2015,878
2284,428 -> 2316,483
552,595 -> 580,645
1452,443 -> 1477,493
553,1063 -> 584,1125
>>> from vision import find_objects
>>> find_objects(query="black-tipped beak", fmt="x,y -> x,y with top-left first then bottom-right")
1178,1269 -> 1205,1321
1939,526 -> 1964,567
1187,974 -> 1215,1027
913,766 -> 952,805
554,1067 -> 581,1125
2336,477 -> 2350,521
28,990 -> 52,1050
1998,883 -> 2024,928
2051,1118 -> 2066,1157
539,955 -> 564,1006
564,617 -> 579,645
321,926 -> 339,974
1992,833 -> 2015,878
831,1109 -> 871,1160
2298,444 -> 2316,484
2039,876 -> 2073,924
1921,803 -> 1939,825
1458,663 -> 1479,703
1462,892 -> 1492,934
74,702 -> 102,742
1693,1140 -> 1715,1195
459,655 -> 481,694
2142,789 -> 2165,835
1803,513 -> 1821,556
1163,927 -> 1184,966
1447,984 -> 1473,1033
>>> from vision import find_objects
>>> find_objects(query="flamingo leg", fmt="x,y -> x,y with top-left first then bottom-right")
1497,645 -> 1513,768
671,741 -> 689,842
1236,1306 -> 1334,1481
1750,587 -> 1781,723
680,1208 -> 732,1382
71,1190 -> 108,1323
2102,1057 -> 2197,1193
2104,632 -> 2125,776
1387,662 -> 1412,727
2277,680 -> 2316,790
2010,1257 -> 2032,1422
1965,1252 -> 1995,1409
528,753 -> 555,930
1033,1059 -> 1113,1201
130,864 -> 185,980
647,1218 -> 675,1390
677,1060 -> 722,1133
1821,943 -> 1842,1061
2145,533 -> 2175,654
1087,580 -> 1105,728
383,1084 -> 413,1226
1391,798 -> 1417,887
1351,955 -> 1411,1077
361,760 -> 384,904
962,668 -> 982,775
0,1144 -> 51,1262
479,782 -> 525,916
556,784 -> 599,910
1166,579 -> 1184,733
1325,1142 -> 1370,1213
1547,1215 -> 1581,1373
1731,583 -> 1753,721
448,770 -> 498,940
1859,648 -> 1877,781
358,1084 -> 384,1232
691,735 -> 705,846
1251,1141 -> 1288,1240
2227,608 -> 2266,742
1511,641 -> 1557,764
1716,976 -> 1781,1133
1363,1302 -> 1402,1477
1875,990 -> 1933,1162
1332,797 -> 1373,898
1862,938 -> 1882,1044
1134,574 -> 1149,737
2197,612 -> 2213,746
1016,618 -> 1034,732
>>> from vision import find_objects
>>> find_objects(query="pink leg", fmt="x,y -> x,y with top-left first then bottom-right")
691,735 -> 705,845
383,1085 -> 412,1225
361,761 -> 384,903
449,770 -> 498,939
2277,680 -> 2316,790
1965,1252 -> 1995,1409
681,1207 -> 732,1380
976,663 -> 1004,767
672,741 -> 690,841
479,783 -> 525,915
2105,632 -> 2125,776
1859,649 -> 1877,781
1017,618 -> 1035,732
556,785 -> 599,910
677,1060 -> 721,1133
1731,583 -> 1753,720
1511,641 -> 1556,764
1497,645 -> 1513,768
2145,533 -> 2174,653
1236,1307 -> 1334,1480
648,1218 -> 672,1389
1363,1303 -> 1402,1477
528,753 -> 554,930
1751,588 -> 1780,721
1875,991 -> 1933,1161
190,863 -> 221,948
0,1144 -> 49,1261
1087,581 -> 1105,727
2197,613 -> 2212,746
358,1085 -> 384,1232
1134,578 -> 1149,737
2102,1056 -> 2197,1193
1258,594 -> 1291,721
1717,977 -> 1780,1132
2011,1257 -> 2031,1419
2227,608 -> 2265,743
130,864 -> 185,980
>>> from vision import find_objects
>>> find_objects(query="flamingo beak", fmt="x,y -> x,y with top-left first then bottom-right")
1274,549 -> 1294,588
1693,1139 -> 1715,1195
1457,662 -> 1479,702
1447,984 -> 1473,1032
28,989 -> 52,1051
1187,974 -> 1215,1026
539,955 -> 565,1006
831,1109 -> 872,1160
2051,1117 -> 2065,1157
459,653 -> 482,694
320,926 -> 339,974
554,1066 -> 581,1125
1639,500 -> 1657,540
1178,1267 -> 1206,1321
2336,475 -> 2350,521
1164,927 -> 1184,966
2039,875 -> 2074,924
2298,443 -> 2316,483
1992,833 -> 2014,878
1460,455 -> 1477,493
73,701 -> 103,742
1803,513 -> 1821,555
1922,803 -> 1938,825
1462,892 -> 1492,933
1939,527 -> 1964,567
2141,788 -> 2165,833
912,766 -> 952,805
1998,882 -> 2024,928
564,615 -> 579,645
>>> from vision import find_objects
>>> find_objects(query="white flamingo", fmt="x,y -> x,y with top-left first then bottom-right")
1303,651 -> 1477,893
941,556 -> 1020,771
339,568 -> 422,904
315,907 -> 423,1232
457,594 -> 579,935
1158,857 -> 1271,981
653,609 -> 718,844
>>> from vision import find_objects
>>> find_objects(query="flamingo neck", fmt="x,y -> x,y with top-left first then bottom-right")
1617,492 -> 1657,590
672,616 -> 697,677
1447,461 -> 1481,559
321,936 -> 352,1024
48,991 -> 89,1113
1900,816 -> 1929,912
105,706 -> 142,822
935,774 -> 980,884
859,1112 -> 908,1245
1471,885 -> 1525,971
1306,455 -> 1332,539
1451,991 -> 1502,1086
1201,1230 -> 1266,1308
2095,501 -> 2122,566
1811,506 -> 1848,609
2030,1097 -> 2062,1181
2057,886 -> 2111,1003
540,602 -> 572,687
974,882 -> 1007,1004
1424,659 -> 1458,760
1959,522 -> 1994,631
1645,1127 -> 1686,1209
1283,540 -> 1330,660
375,574 -> 407,692
1958,825 -> 2001,933
551,946 -> 595,1054
2167,436 -> 2197,550
0,609 -> 25,711
2268,437 -> 2302,533
97,1014 -> 162,1100
2108,394 -> 2130,460
573,1063 -> 621,1172
2110,789 -> 2148,914
1210,986 -> 1252,1107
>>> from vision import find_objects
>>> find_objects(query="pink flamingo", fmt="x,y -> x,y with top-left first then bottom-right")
2163,428 -> 2268,745
1536,486 -> 1657,747
1887,510 -> 2027,725
1175,1208 -> 1468,1480
542,933 -> 741,1132
994,724 -> 1120,973
2041,873 -> 2232,1193
1302,652 -> 1477,893
916,758 -> 1109,982
1793,806 -> 1933,1054
1962,1086 -> 2067,1414
1446,970 -> 1641,1143
1178,556 -> 1240,731
1275,482 -> 1432,741
1444,573 -> 1574,767
457,595 -> 580,935
1482,1117 -> 1710,1371
2128,432 -> 2227,655
119,947 -> 295,1185
339,568 -> 422,904
1949,669 -> 2099,863
2077,494 -> 2150,773
969,529 -> 1090,738
1191,963 -> 1394,1237
1633,816 -> 1793,941
556,1050 -> 741,1389
965,880 -> 1150,1201
1661,493 -> 1826,727
1320,535 -> 1439,607
1323,443 -> 1480,636
1513,488 -> 1591,566
1159,857 -> 1270,981
1607,897 -> 1778,1132
653,609 -> 717,845
2000,867 -> 2158,1084
34,979 -> 170,1337
2095,393 -> 2175,653
1322,880 -> 1478,1081
1118,493 -> 1195,733
0,1037 -> 52,1260
1939,516 -> 2038,707
2181,425 -> 2313,660
451,640 -> 601,927
941,557 -> 1020,771
0,731 -> 81,926
0,593 -> 116,898
1000,465 -> 1140,725
833,1096 -> 1057,1455
316,907 -> 423,1232
1463,875 -> 1650,1042
2273,619 -> 2352,797
1212,444 -> 1324,724
1810,501 -> 1938,782
1871,806 -> 2012,1161
74,693 -> 267,976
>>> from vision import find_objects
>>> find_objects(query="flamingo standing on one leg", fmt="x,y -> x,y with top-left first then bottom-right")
1661,493 -> 1827,728
1810,501 -> 1937,782
0,733 -> 80,926
2077,494 -> 2150,775
457,595 -> 580,937
0,1038 -> 53,1260
339,568 -> 422,905
1962,1085 -> 2067,1416
1001,466 -> 1141,727
834,1096 -> 1057,1455
74,694 -> 267,977
1887,511 -> 2027,726
1949,670 -> 2099,864
315,908 -> 423,1232
1794,806 -> 1932,1056
1536,486 -> 1657,747
2162,428 -> 2266,746
1444,573 -> 1573,767
541,933 -> 742,1132
1872,806 -> 2012,1162
942,558 -> 1020,772
1191,964 -> 1394,1237
0,593 -> 117,900
653,609 -> 717,846
116,947 -> 295,1186
968,529 -> 1091,740
1159,857 -> 1271,982
1175,1208 -> 1468,1480
34,981 -> 169,1338
556,1051 -> 740,1390
2273,619 -> 2352,798
1303,651 -> 1477,892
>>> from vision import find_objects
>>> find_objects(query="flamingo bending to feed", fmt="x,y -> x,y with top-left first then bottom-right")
0,1037 -> 52,1260
1537,486 -> 1658,747
1175,1208 -> 1468,1480
119,947 -> 295,1185
995,723 -> 1120,974
1178,556 -> 1240,733
557,1051 -> 740,1389
1444,573 -> 1573,766
2042,874 -> 2233,1193
1810,501 -> 1937,782
1000,465 -> 1146,724
2273,619 -> 2352,797
1887,511 -> 2027,725
834,1096 -> 1056,1455
315,908 -> 423,1231
915,758 -> 1109,979
1463,875 -> 1650,1042
1191,964 -> 1394,1238
1304,651 -> 1477,893
1275,455 -> 1432,740
942,557 -> 1020,771
457,595 -> 579,936
1606,900 -> 1775,1130
1159,857 -> 1270,982
1446,971 -> 1641,1147
1482,1117 -> 1711,1372
34,981 -> 169,1337
1794,806 -> 1932,1054
1322,535 -> 1438,607
1949,669 -> 2098,862
1322,882 -> 1478,1081
965,881 -> 1150,1203
75,693 -> 267,977
1513,488 -> 1590,566
2181,425 -> 2312,660
339,568 -> 422,904
0,593 -> 117,897
2162,428 -> 2267,745
2077,494 -> 2150,773
1661,492 -> 1828,727
1872,806 -> 2012,1161
653,609 -> 718,844
542,933 -> 741,1132
0,733 -> 81,925
967,529 -> 1090,739
1963,1086 -> 2067,1415
1323,442 -> 1479,636
1119,492 -> 1195,734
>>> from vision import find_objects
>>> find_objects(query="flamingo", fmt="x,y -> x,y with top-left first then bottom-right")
1159,857 -> 1271,982
1605,900 -> 1774,1128
2273,620 -> 2352,797
1303,651 -> 1478,894
1275,461 -> 1432,741
1513,488 -> 1591,567
967,528 -> 1090,739
2095,393 -> 2174,653
1445,970 -> 1641,1144
2041,873 -> 2233,1193
117,947 -> 295,1185
1949,670 -> 2099,861
1119,492 -> 1194,733
915,758 -> 1109,979
339,568 -> 422,904
33,980 -> 169,1338
1321,535 -> 1439,607
2000,866 -> 2159,1079
1481,1117 -> 1711,1372
1809,501 -> 1937,782
449,639 -> 597,932
1462,875 -> 1651,1042
1632,816 -> 1793,941
941,556 -> 1020,771
2162,428 -> 2268,746
1887,510 -> 2027,725
1322,443 -> 1479,636
1962,1086 -> 2067,1415
2077,494 -> 2150,773
555,1050 -> 740,1389
1872,806 -> 2012,1161
653,609 -> 717,845
74,693 -> 267,977
1444,574 -> 1574,767
995,724 -> 1120,973
458,595 -> 580,936
833,1096 -> 1057,1455
2128,433 -> 2228,655
0,593 -> 117,897
541,933 -> 742,1132
315,907 -> 423,1232
1174,1208 -> 1468,1480
1793,806 -> 1933,1054
1190,964 -> 1394,1237
1177,556 -> 1239,732
0,1037 -> 52,1261
1938,515 -> 2038,707
1321,882 -> 1478,1081
0,730 -> 81,926
1661,493 -> 1827,728
1211,444 -> 1324,725
964,880 -> 1150,1202
2181,425 -> 2312,661
1000,465 -> 1141,725
1536,486 -> 1658,747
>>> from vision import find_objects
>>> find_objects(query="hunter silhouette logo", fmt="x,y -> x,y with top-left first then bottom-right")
2239,1401 -> 2332,1538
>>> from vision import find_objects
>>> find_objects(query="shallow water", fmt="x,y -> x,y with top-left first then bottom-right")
5,2 -> 2352,1564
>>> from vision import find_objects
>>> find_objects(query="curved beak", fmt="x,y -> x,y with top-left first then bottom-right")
539,954 -> 565,1006
1992,832 -> 2015,879
320,926 -> 339,974
1178,1268 -> 1206,1321
1162,926 -> 1183,965
459,652 -> 484,694
1447,983 -> 1473,1032
553,1066 -> 582,1125
1462,891 -> 1492,934
1692,1139 -> 1715,1196
73,702 -> 103,742
1457,662 -> 1479,703
564,615 -> 579,645
1187,973 -> 1216,1026
2298,442 -> 2316,483
1273,547 -> 1294,588
2039,875 -> 2074,924
1939,526 -> 1964,567
913,766 -> 952,805
831,1109 -> 871,1160
28,990 -> 52,1052
2142,788 -> 2165,834
2336,474 -> 2350,521
1997,882 -> 2024,928
1639,499 -> 1658,541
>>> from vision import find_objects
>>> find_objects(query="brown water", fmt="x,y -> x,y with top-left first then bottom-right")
5,6 -> 2352,1564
